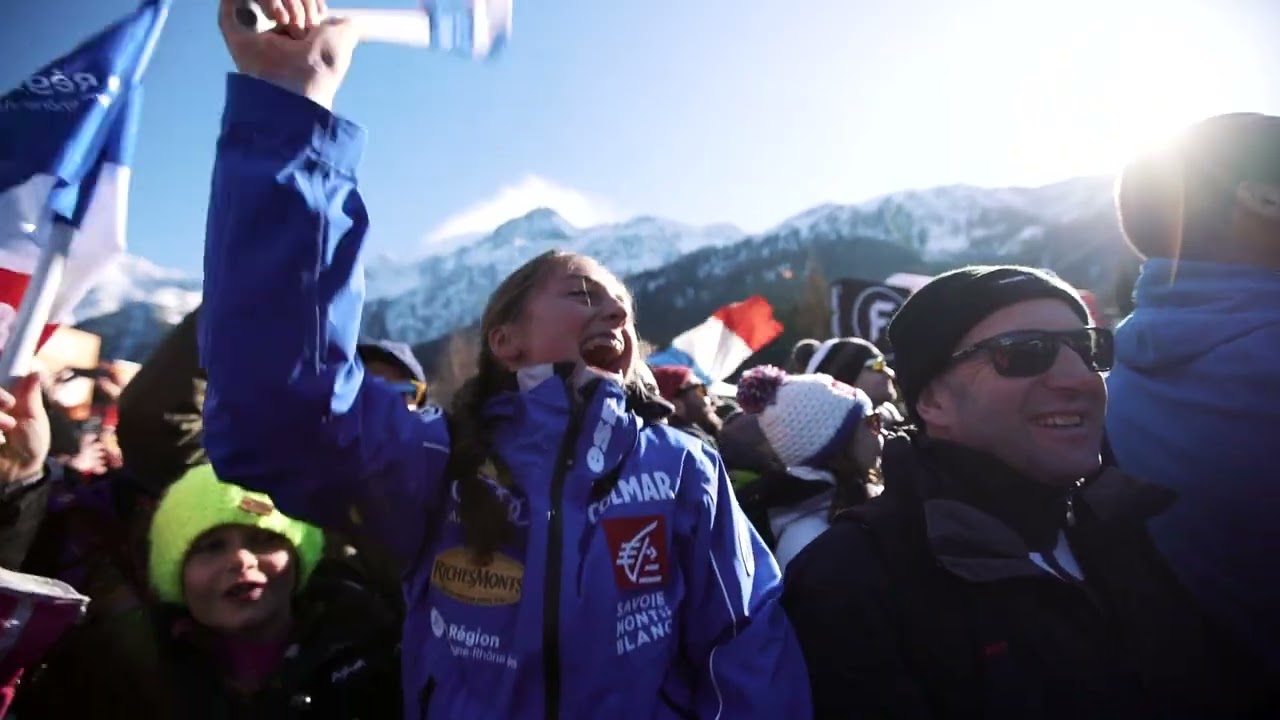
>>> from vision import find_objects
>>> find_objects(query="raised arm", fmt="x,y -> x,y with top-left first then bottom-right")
200,5 -> 449,567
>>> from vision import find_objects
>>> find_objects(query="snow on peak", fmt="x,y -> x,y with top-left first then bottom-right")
72,254 -> 202,325
489,207 -> 576,243
77,174 -> 1120,358
359,209 -> 749,344
770,175 -> 1114,260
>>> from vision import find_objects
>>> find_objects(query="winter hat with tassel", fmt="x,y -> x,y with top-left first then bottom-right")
736,365 -> 873,469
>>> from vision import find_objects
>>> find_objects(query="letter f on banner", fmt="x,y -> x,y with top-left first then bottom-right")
0,0 -> 171,377
868,299 -> 896,343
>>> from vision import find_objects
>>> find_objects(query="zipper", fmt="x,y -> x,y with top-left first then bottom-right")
1065,478 -> 1085,527
576,466 -> 626,595
543,380 -> 589,720
419,676 -> 436,719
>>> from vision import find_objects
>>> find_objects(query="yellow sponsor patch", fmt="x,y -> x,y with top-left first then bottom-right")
430,547 -> 524,606
238,496 -> 274,516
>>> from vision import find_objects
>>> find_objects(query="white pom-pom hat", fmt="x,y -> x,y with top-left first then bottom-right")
737,365 -> 874,469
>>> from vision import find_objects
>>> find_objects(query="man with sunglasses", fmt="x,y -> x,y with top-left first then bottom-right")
783,265 -> 1270,718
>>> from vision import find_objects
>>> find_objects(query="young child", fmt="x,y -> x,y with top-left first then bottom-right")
15,465 -> 402,718
150,466 -> 401,718
198,3 -> 811,718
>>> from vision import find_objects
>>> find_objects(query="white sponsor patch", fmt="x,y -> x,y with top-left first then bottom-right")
430,607 -> 518,669
447,477 -> 530,528
588,472 -> 675,523
586,397 -> 624,473
615,591 -> 674,656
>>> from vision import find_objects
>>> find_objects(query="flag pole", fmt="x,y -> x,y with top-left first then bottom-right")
0,220 -> 72,382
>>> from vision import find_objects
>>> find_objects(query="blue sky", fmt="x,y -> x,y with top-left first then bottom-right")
2,0 -> 1278,274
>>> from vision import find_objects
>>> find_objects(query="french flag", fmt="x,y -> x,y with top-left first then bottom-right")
0,0 -> 169,362
647,295 -> 784,385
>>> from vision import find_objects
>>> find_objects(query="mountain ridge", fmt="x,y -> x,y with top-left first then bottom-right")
72,174 -> 1138,368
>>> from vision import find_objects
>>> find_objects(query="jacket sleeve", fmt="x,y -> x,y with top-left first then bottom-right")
199,74 -> 450,568
678,441 -> 812,718
115,306 -> 207,490
781,522 -> 934,719
0,462 -> 55,570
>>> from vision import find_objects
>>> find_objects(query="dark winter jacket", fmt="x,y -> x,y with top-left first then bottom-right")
18,466 -> 154,610
14,560 -> 402,720
717,412 -> 777,478
665,414 -> 718,450
116,306 -> 207,494
0,463 -> 59,570
734,467 -> 829,549
782,434 -> 1274,719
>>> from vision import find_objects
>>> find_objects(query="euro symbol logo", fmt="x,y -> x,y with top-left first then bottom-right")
616,520 -> 662,585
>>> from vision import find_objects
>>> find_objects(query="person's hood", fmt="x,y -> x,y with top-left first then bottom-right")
357,339 -> 426,383
1115,258 -> 1280,371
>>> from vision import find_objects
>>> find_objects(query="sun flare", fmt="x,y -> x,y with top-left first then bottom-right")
1022,2 -> 1261,173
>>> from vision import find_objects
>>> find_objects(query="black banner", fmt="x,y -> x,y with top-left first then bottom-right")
829,278 -> 913,354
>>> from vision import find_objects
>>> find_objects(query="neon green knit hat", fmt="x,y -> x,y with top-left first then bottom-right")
148,464 -> 325,606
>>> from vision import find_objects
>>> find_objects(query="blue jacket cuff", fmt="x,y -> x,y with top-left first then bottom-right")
222,73 -> 367,176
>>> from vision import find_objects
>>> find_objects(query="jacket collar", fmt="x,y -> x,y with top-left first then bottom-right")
924,498 -> 1048,582
885,434 -> 1176,583
922,438 -> 1074,552
484,363 -> 642,483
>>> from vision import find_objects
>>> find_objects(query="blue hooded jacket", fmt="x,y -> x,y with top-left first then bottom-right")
1106,257 -> 1280,670
198,74 -> 811,719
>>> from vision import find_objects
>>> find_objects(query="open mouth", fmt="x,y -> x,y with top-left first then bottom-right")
581,333 -> 626,373
1032,413 -> 1084,429
224,581 -> 266,603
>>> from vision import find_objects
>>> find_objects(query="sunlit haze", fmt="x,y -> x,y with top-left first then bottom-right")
0,0 -> 1275,271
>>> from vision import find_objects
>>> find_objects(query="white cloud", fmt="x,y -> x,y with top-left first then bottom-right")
425,175 -> 620,245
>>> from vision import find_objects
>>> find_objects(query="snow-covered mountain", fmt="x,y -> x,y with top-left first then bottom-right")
71,254 -> 203,325
69,255 -> 203,361
617,174 -> 1132,371
73,175 -> 1132,362
358,210 -> 744,344
770,176 -> 1115,261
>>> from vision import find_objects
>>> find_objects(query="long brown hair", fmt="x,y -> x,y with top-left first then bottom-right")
447,250 -> 642,560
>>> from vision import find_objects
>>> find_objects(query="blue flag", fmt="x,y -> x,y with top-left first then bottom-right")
0,0 -> 169,349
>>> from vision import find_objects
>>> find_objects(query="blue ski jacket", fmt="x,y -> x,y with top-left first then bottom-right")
199,73 -> 811,719
1107,257 -> 1280,670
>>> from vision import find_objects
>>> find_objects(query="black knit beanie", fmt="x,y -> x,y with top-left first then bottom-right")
805,337 -> 883,386
887,265 -> 1091,421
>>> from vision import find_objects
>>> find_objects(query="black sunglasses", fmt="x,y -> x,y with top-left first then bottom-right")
948,328 -> 1114,378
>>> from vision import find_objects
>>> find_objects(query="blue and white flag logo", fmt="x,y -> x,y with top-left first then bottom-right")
0,0 -> 170,351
